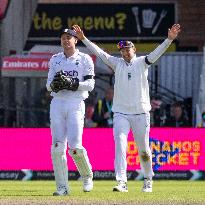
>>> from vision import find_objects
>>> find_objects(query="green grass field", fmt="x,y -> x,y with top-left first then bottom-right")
0,180 -> 204,205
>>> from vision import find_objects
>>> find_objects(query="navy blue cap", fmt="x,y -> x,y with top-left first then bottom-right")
60,28 -> 77,37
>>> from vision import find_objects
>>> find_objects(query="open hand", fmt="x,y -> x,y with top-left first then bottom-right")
168,24 -> 181,40
72,25 -> 85,41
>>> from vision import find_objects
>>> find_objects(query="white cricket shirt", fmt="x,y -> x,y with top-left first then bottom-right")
46,49 -> 95,100
82,38 -> 172,114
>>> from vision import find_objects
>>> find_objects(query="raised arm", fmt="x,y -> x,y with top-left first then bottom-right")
72,25 -> 118,71
145,24 -> 181,65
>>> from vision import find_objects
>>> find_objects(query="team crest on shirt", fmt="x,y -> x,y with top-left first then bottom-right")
75,60 -> 79,66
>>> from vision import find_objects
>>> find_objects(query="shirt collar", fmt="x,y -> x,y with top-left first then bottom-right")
62,49 -> 79,59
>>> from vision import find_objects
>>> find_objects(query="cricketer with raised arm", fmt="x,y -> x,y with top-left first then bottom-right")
73,24 -> 181,193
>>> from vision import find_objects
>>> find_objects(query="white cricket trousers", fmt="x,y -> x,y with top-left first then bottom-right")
113,112 -> 154,182
50,97 -> 85,149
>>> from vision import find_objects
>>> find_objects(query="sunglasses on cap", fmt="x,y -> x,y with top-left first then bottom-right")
117,41 -> 135,50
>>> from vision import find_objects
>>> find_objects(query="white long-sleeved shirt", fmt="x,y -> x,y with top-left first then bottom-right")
46,49 -> 95,100
82,38 -> 172,114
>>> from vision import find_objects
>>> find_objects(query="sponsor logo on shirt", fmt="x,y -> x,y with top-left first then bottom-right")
62,70 -> 79,77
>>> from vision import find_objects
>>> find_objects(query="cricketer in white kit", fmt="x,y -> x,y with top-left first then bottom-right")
73,24 -> 181,193
46,28 -> 95,196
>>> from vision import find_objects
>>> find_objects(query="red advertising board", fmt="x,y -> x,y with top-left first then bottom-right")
1,54 -> 97,77
2,56 -> 50,71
